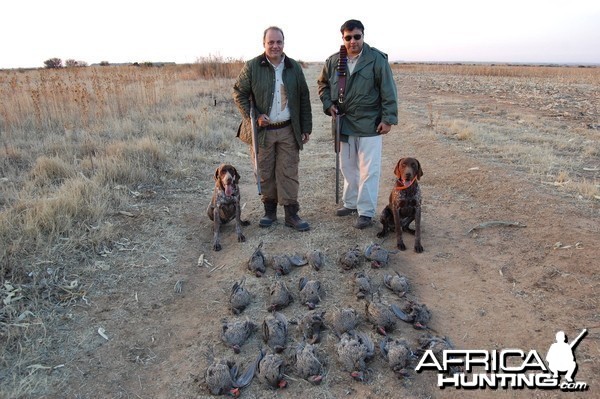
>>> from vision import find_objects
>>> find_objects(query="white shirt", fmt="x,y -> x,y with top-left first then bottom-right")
267,57 -> 291,123
347,50 -> 362,75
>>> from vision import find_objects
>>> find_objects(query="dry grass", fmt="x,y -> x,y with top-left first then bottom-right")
393,63 -> 600,83
0,61 -> 245,397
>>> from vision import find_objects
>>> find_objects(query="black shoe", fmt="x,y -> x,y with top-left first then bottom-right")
354,215 -> 373,229
259,200 -> 277,228
336,207 -> 357,217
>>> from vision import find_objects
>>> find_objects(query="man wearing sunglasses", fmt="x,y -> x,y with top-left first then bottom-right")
317,19 -> 398,229
233,26 -> 313,232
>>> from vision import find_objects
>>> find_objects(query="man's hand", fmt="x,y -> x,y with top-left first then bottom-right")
302,133 -> 310,144
257,114 -> 270,127
377,122 -> 392,134
328,105 -> 338,117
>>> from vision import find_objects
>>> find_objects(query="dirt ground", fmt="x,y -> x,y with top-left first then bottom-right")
33,64 -> 598,399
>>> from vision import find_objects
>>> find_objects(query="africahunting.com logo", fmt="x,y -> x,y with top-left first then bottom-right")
415,329 -> 588,391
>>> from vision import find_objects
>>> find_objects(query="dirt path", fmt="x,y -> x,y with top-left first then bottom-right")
51,64 -> 598,399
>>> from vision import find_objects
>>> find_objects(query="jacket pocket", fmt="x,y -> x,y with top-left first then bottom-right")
237,118 -> 253,145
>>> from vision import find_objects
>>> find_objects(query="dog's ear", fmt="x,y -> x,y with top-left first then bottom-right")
214,166 -> 221,181
394,158 -> 405,178
233,167 -> 240,183
416,160 -> 423,180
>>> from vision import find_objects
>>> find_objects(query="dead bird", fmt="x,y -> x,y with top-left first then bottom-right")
380,336 -> 412,378
247,241 -> 267,277
221,318 -> 256,354
204,347 -> 262,396
262,312 -> 288,353
365,295 -> 397,335
417,333 -> 458,372
364,242 -> 391,268
306,249 -> 325,271
330,307 -> 360,337
383,271 -> 410,297
268,279 -> 293,311
298,277 -> 323,309
294,342 -> 324,385
353,271 -> 373,300
297,309 -> 326,344
391,298 -> 432,330
336,331 -> 375,381
339,246 -> 363,270
270,254 -> 292,276
229,278 -> 252,315
288,254 -> 308,267
257,352 -> 287,389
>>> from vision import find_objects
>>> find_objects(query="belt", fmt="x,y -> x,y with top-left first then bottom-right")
265,120 -> 291,130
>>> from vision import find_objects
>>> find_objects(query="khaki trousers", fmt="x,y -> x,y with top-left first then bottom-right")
251,125 -> 299,206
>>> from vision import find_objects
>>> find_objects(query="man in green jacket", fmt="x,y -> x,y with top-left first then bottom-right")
233,26 -> 312,231
317,19 -> 398,229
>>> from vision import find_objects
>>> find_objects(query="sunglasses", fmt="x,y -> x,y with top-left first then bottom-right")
343,34 -> 363,42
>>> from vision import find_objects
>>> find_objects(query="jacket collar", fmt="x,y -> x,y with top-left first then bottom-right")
260,53 -> 292,68
350,43 -> 375,73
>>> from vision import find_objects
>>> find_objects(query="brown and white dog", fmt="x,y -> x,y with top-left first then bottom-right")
377,157 -> 424,253
207,164 -> 249,251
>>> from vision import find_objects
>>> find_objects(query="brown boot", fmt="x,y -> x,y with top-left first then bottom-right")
259,200 -> 278,227
284,204 -> 310,232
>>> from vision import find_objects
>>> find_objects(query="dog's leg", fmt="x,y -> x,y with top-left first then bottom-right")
234,196 -> 246,243
376,206 -> 392,238
393,207 -> 406,251
212,206 -> 222,251
414,206 -> 423,253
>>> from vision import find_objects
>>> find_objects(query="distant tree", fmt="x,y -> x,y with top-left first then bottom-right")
99,61 -> 110,66
44,58 -> 63,68
65,59 -> 88,67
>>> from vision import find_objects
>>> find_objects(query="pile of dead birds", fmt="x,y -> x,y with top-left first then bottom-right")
203,241 -> 455,396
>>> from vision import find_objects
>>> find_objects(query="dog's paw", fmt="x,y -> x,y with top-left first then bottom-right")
414,244 -> 424,253
213,243 -> 222,252
397,242 -> 407,251
238,234 -> 246,243
376,231 -> 386,239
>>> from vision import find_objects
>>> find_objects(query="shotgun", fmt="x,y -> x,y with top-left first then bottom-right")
333,114 -> 341,204
569,328 -> 587,349
249,96 -> 262,195
333,45 -> 348,204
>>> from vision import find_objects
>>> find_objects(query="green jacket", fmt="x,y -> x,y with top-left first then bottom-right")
317,43 -> 398,137
233,53 -> 312,149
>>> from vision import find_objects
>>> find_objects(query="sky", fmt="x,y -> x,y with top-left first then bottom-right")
2,0 -> 599,69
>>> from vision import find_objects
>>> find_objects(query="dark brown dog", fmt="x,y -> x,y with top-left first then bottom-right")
207,164 -> 250,251
377,157 -> 424,253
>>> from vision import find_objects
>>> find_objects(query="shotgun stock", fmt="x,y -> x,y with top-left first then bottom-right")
249,97 -> 262,195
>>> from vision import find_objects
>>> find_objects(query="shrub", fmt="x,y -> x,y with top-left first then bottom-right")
43,58 -> 63,68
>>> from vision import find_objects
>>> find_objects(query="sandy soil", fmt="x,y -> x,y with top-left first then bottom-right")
38,64 -> 598,399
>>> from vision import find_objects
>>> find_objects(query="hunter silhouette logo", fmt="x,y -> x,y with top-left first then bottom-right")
415,328 -> 589,391
546,329 -> 587,383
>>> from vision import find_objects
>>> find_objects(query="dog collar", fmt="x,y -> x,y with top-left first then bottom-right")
394,175 -> 417,191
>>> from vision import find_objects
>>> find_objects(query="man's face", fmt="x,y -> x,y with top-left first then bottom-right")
342,28 -> 363,56
264,29 -> 284,61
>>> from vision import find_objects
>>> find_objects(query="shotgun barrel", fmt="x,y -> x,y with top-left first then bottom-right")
249,96 -> 262,195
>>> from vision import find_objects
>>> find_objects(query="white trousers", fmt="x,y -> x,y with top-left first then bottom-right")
340,135 -> 382,218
